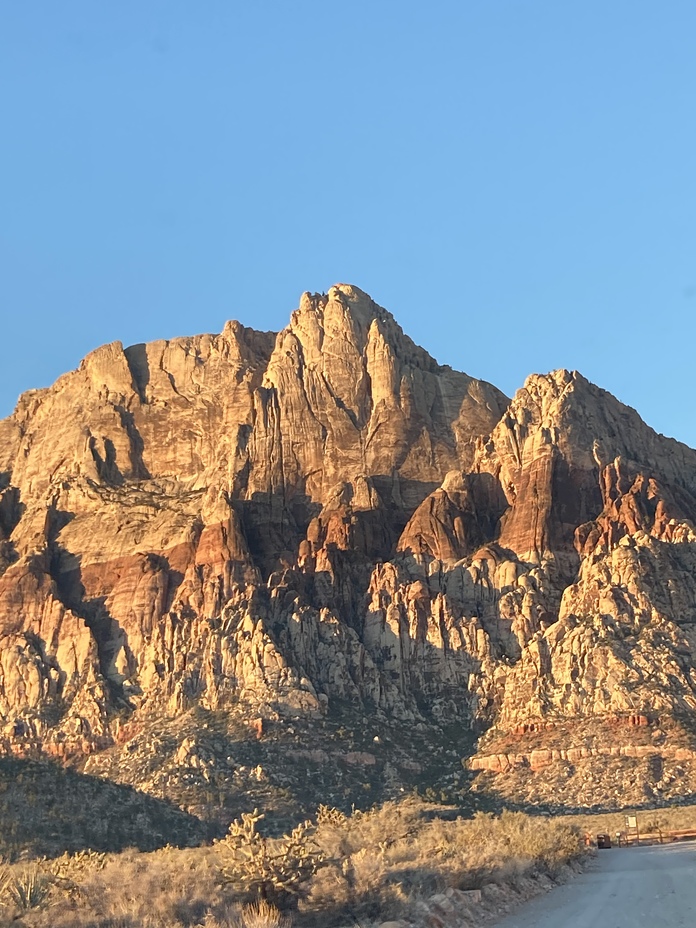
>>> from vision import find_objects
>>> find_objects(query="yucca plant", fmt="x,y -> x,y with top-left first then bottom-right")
2,867 -> 52,910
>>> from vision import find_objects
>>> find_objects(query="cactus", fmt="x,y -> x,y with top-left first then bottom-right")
316,804 -> 347,827
45,849 -> 107,899
219,809 -> 324,908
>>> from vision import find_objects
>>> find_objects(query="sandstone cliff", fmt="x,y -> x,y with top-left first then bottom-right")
0,285 -> 508,753
2,285 -> 696,813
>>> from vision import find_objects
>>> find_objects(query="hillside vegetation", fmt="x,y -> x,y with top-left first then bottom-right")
0,798 -> 586,927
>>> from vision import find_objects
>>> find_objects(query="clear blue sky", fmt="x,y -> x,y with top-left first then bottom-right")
2,2 -> 695,446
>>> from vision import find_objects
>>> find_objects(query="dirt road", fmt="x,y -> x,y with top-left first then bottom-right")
494,844 -> 696,927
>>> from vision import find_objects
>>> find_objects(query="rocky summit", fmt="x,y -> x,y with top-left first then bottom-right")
2,283 -> 696,831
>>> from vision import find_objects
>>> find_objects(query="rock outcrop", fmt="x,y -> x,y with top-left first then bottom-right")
0,285 -> 509,754
2,284 -> 696,811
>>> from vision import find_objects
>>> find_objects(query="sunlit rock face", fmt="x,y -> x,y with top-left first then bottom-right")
2,283 -> 696,792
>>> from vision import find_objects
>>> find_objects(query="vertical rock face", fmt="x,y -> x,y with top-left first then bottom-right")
0,285 -> 509,752
2,284 -> 696,809
468,371 -> 696,724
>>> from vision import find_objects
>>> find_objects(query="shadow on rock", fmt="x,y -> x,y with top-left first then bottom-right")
0,756 -> 205,859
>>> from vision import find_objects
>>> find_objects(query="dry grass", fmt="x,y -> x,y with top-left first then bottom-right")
304,801 -> 583,924
0,798 -> 586,927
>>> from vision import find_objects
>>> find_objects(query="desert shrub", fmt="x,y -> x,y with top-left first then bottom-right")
305,800 -> 585,923
42,848 -> 108,900
452,810 -> 583,881
218,810 -> 324,909
643,815 -> 669,842
3,798 -> 586,928
204,900 -> 291,928
307,799 -> 441,921
73,844 -> 224,927
240,900 -> 292,928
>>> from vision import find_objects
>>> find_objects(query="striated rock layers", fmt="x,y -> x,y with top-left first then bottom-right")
2,282 -> 696,808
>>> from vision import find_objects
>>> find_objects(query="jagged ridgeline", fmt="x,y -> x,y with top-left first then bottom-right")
2,283 -> 696,815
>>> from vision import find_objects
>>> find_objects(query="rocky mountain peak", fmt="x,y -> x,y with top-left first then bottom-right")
2,287 -> 696,814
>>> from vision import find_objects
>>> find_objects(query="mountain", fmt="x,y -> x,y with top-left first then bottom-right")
2,283 -> 696,828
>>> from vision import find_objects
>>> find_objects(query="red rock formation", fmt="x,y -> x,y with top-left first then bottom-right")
2,284 -> 696,813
